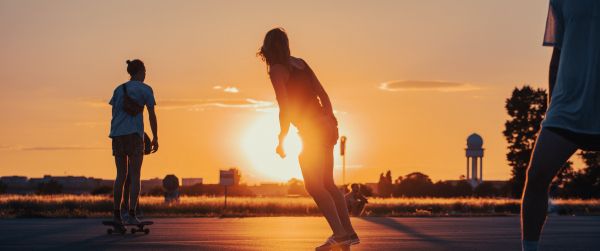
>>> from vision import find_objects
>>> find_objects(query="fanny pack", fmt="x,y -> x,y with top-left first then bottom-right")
122,84 -> 144,116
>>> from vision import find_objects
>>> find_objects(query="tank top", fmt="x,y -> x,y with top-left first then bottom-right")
284,59 -> 326,130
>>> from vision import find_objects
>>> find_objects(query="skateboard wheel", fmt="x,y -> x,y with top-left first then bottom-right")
107,229 -> 113,235
130,228 -> 136,234
144,229 -> 150,234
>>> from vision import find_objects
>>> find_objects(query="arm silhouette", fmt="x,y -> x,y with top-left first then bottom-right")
148,106 -> 159,153
548,47 -> 561,102
307,67 -> 335,119
269,64 -> 291,158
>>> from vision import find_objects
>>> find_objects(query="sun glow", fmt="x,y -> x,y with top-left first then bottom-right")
241,113 -> 304,182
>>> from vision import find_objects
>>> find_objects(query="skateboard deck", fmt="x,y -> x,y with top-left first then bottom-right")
102,220 -> 153,235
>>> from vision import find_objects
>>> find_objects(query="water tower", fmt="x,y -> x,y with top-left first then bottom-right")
466,133 -> 484,187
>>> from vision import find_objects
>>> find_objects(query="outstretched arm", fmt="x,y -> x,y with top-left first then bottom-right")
548,47 -> 561,103
148,106 -> 159,153
269,64 -> 291,157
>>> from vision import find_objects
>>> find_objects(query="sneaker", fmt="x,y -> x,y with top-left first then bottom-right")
127,215 -> 141,225
127,209 -> 142,225
315,235 -> 351,251
120,210 -> 129,222
112,210 -> 123,225
349,233 -> 360,245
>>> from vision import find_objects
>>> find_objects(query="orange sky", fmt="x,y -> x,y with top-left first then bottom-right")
0,0 -> 573,184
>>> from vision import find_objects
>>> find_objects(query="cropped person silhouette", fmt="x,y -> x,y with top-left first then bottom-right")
109,59 -> 159,225
258,28 -> 358,250
345,184 -> 368,217
521,1 -> 600,251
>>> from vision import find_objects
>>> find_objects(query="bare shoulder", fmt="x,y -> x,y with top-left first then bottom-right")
290,56 -> 307,70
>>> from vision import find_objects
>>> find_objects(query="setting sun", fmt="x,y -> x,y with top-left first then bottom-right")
241,112 -> 304,182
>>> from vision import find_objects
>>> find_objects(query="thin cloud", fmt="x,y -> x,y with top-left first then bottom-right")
213,85 -> 240,93
159,98 -> 274,111
379,80 -> 481,92
223,87 -> 239,93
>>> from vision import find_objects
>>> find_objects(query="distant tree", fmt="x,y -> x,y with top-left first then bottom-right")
503,86 -> 548,198
394,172 -> 434,197
377,171 -> 393,197
562,151 -> 600,198
287,178 -> 308,196
453,180 -> 474,197
433,181 -> 454,197
550,161 -> 575,198
0,181 -> 6,194
36,180 -> 63,195
91,185 -> 113,195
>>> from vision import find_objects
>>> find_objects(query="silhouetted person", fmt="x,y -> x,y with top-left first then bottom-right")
109,59 -> 159,225
258,28 -> 358,250
522,2 -> 600,251
345,184 -> 368,217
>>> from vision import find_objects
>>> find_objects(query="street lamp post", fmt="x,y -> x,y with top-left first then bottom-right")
340,136 -> 347,186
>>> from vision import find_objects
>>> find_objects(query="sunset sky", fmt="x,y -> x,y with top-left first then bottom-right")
0,0 -> 571,184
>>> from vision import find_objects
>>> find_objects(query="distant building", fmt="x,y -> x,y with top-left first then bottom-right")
182,178 -> 203,186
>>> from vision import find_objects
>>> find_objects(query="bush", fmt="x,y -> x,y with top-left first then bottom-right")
91,185 -> 113,195
0,181 -> 6,194
36,180 -> 63,195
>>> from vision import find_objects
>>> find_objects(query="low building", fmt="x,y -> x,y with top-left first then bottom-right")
182,178 -> 203,186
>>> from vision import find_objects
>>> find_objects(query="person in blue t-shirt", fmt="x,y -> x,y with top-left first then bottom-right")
108,59 -> 159,225
521,1 -> 600,251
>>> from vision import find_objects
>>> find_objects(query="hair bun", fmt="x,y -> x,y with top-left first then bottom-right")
126,60 -> 131,64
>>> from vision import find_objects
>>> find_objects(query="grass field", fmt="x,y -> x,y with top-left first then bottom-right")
1,195 -> 600,218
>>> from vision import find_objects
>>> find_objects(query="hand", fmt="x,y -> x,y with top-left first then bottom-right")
151,138 -> 159,153
276,143 -> 286,159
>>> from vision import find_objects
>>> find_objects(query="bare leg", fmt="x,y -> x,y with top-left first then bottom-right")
322,144 -> 356,235
300,147 -> 347,238
521,128 -> 577,241
113,155 -> 128,211
122,172 -> 130,211
127,154 -> 143,211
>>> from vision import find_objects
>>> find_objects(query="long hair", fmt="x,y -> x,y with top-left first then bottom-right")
257,28 -> 291,69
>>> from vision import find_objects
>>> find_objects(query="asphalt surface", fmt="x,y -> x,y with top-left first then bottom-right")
0,216 -> 599,250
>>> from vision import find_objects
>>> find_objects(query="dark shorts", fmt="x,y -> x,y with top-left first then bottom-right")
112,133 -> 144,156
297,116 -> 339,150
546,127 -> 600,151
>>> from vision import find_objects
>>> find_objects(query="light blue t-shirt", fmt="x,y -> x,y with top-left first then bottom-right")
109,81 -> 156,138
542,0 -> 600,134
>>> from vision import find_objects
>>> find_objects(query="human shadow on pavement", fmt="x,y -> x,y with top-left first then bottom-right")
359,217 -> 462,249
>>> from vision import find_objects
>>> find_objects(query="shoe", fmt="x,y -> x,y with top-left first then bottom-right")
112,210 -> 123,225
127,215 -> 141,225
120,210 -> 129,222
315,235 -> 351,251
127,210 -> 141,225
349,233 -> 360,245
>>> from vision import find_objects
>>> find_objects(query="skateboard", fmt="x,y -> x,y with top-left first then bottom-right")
316,244 -> 351,251
102,220 -> 153,235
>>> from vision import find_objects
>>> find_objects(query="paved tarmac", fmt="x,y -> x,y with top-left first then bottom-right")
0,216 -> 598,250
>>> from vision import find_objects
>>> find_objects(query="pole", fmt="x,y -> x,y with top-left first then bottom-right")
343,154 -> 346,186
